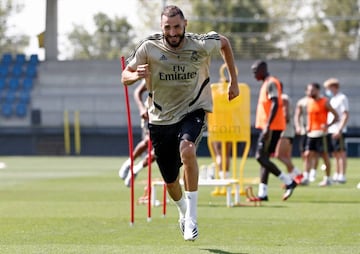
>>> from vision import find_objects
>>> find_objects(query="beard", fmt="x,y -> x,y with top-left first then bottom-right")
164,28 -> 185,48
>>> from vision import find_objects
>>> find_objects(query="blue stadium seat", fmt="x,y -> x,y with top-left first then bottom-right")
12,64 -> 23,77
9,78 -> 20,91
29,54 -> 39,65
1,53 -> 12,65
0,78 -> 5,90
19,90 -> 31,104
22,77 -> 33,90
15,54 -> 26,65
0,65 -> 9,77
15,103 -> 27,117
25,64 -> 37,78
4,91 -> 16,104
1,102 -> 13,117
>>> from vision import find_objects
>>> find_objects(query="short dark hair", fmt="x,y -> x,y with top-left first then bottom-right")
309,82 -> 320,90
161,5 -> 185,19
251,60 -> 267,72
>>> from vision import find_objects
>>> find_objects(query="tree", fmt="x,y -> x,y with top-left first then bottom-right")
135,0 -> 360,60
0,0 -> 29,54
137,0 -> 273,59
263,0 -> 360,60
67,12 -> 135,60
183,0 -> 273,59
137,0 -> 190,33
300,0 -> 360,60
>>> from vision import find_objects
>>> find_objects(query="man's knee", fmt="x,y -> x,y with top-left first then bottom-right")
303,150 -> 310,158
166,179 -> 179,189
180,140 -> 196,163
276,154 -> 287,163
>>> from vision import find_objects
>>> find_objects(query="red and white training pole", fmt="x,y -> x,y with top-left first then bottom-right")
120,56 -> 135,226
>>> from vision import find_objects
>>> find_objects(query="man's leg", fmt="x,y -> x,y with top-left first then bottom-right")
119,137 -> 149,180
148,123 -> 187,238
318,152 -> 332,186
165,177 -> 187,236
256,130 -> 296,200
181,140 -> 199,192
338,150 -> 347,183
180,139 -> 199,240
258,166 -> 270,200
177,109 -> 206,241
332,136 -> 347,183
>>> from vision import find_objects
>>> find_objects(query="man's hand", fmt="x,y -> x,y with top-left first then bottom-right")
122,65 -> 150,86
332,132 -> 341,140
262,126 -> 270,140
136,64 -> 150,79
140,110 -> 149,121
228,82 -> 239,101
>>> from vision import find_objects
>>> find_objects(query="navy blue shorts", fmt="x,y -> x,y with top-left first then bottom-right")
305,135 -> 332,153
256,130 -> 282,156
298,134 -> 307,153
148,109 -> 206,183
328,133 -> 346,152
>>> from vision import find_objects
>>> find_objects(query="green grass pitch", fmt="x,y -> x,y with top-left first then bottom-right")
0,156 -> 359,254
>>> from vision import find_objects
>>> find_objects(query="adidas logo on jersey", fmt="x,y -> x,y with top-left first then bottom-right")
159,54 -> 167,61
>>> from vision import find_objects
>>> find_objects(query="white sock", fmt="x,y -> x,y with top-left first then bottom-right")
310,168 -> 316,177
122,158 -> 131,167
133,161 -> 144,174
185,191 -> 198,221
278,172 -> 292,185
258,183 -> 268,197
303,171 -> 309,180
207,163 -> 215,179
119,158 -> 132,178
332,172 -> 339,180
174,194 -> 187,219
290,167 -> 301,178
338,174 -> 346,181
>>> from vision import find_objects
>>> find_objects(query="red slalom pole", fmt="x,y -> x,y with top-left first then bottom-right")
147,139 -> 152,222
163,182 -> 167,217
120,56 -> 135,226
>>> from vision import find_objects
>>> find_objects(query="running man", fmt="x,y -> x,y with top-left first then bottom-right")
121,5 -> 239,241
119,79 -> 156,187
251,60 -> 297,201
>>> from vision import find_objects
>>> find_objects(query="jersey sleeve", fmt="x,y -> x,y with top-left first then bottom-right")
267,82 -> 279,99
126,40 -> 149,70
341,94 -> 349,112
201,31 -> 222,55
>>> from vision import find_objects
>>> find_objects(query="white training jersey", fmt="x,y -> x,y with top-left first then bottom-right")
327,92 -> 349,133
126,32 -> 221,125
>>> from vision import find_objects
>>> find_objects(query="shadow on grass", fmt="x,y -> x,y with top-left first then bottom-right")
199,203 -> 287,208
295,200 -> 360,204
200,248 -> 248,254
